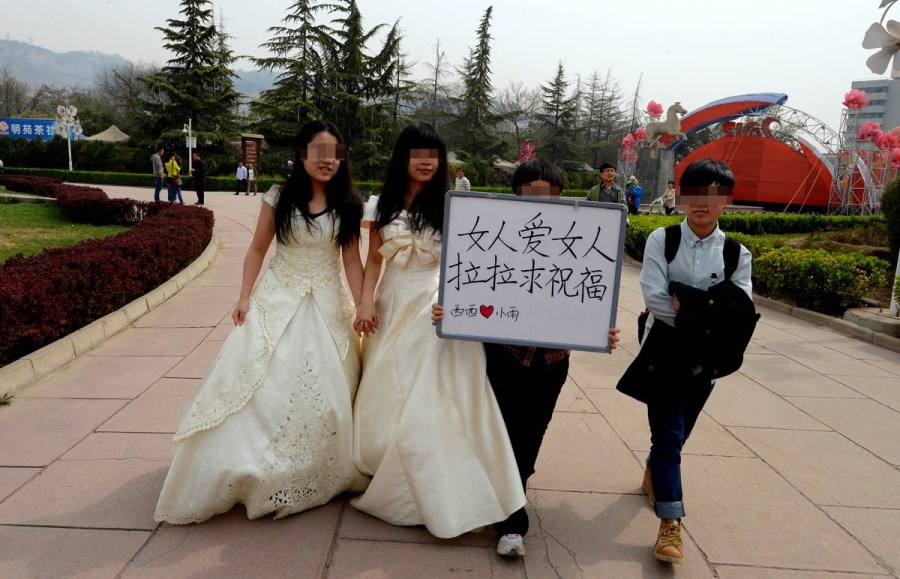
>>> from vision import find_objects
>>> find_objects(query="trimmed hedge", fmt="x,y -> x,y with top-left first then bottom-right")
753,248 -> 888,316
623,214 -> 891,316
0,175 -> 214,367
2,167 -> 595,198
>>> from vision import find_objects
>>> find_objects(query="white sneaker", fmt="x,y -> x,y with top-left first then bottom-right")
496,534 -> 525,557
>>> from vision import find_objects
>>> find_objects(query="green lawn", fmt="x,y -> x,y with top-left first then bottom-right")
0,202 -> 129,265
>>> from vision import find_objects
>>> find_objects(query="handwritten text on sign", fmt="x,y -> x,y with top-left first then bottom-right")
437,192 -> 626,352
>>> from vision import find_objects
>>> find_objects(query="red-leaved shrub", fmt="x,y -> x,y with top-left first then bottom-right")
0,176 -> 214,366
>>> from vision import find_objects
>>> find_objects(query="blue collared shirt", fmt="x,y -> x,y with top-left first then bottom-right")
639,219 -> 752,341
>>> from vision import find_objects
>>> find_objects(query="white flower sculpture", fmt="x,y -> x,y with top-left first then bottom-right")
864,20 -> 900,74
864,1 -> 900,74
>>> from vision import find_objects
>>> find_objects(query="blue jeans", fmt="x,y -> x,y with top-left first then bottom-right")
647,378 -> 715,519
153,175 -> 163,202
167,181 -> 183,204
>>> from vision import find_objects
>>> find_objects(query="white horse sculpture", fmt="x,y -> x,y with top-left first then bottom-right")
646,102 -> 688,143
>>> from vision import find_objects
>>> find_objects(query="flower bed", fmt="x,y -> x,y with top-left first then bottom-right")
0,176 -> 214,367
624,214 -> 891,317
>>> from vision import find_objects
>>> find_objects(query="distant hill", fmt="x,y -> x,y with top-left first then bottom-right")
0,39 -> 128,88
0,39 -> 274,96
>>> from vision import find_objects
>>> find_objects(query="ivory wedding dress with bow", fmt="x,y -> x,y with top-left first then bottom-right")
351,197 -> 525,538
155,188 -> 368,524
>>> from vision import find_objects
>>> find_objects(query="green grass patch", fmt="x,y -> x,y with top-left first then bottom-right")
0,203 -> 129,265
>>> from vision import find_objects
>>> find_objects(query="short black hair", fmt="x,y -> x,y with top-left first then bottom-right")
679,158 -> 735,188
667,180 -> 675,186
599,162 -> 616,172
512,159 -> 564,195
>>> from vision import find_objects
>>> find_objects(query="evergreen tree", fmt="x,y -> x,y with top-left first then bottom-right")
251,0 -> 334,143
140,0 -> 240,146
537,62 -> 579,168
455,6 -> 501,166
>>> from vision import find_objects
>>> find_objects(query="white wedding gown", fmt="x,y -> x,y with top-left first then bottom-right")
352,203 -> 525,538
155,189 -> 368,524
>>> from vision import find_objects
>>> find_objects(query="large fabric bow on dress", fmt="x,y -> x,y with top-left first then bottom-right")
378,219 -> 440,268
379,232 -> 439,267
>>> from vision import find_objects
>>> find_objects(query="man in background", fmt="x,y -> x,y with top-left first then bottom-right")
191,152 -> 207,206
235,161 -> 247,196
454,167 -> 471,191
151,146 -> 164,202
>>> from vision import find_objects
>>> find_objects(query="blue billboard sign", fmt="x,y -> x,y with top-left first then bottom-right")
0,118 -> 56,141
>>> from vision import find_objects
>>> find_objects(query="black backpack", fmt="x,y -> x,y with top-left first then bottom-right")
637,224 -> 741,342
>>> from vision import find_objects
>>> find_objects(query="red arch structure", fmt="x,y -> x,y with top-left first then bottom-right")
664,93 -> 840,210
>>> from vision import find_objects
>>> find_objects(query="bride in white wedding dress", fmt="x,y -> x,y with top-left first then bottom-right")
351,122 -> 525,539
155,121 -> 368,524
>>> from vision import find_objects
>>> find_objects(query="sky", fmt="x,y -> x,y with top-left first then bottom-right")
1,0 -> 888,134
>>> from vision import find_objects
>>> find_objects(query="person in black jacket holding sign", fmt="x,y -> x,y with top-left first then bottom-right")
433,158 -> 621,559
626,158 -> 754,565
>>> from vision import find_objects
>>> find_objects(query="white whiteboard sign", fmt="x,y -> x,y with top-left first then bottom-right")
437,191 -> 626,352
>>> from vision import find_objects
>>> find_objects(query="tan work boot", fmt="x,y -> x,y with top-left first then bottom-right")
654,520 -> 684,564
641,465 -> 655,506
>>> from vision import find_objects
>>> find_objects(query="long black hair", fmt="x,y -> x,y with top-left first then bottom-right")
275,120 -> 362,247
375,122 -> 448,234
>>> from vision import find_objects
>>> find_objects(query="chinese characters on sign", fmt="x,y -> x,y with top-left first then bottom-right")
0,118 -> 57,142
438,192 -> 626,352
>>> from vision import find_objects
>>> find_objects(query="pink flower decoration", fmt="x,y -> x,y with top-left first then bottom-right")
517,141 -> 536,163
646,100 -> 664,119
843,89 -> 869,109
876,131 -> 899,150
858,121 -> 883,142
891,148 -> 900,169
621,133 -> 636,149
623,149 -> 637,163
634,127 -> 648,141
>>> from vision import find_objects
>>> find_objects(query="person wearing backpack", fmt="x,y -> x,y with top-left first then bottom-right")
619,158 -> 754,565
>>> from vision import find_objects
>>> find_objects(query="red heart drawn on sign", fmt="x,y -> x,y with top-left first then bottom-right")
479,305 -> 494,318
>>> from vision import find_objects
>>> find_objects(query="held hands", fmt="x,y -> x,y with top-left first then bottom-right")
232,298 -> 250,326
354,301 -> 380,337
672,296 -> 681,313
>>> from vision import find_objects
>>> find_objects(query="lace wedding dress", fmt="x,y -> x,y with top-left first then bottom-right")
351,200 -> 525,538
155,189 -> 368,524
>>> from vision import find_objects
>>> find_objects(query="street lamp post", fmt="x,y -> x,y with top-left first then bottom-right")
182,119 -> 194,173
54,104 -> 82,171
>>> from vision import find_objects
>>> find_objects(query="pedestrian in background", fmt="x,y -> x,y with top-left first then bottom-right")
191,152 -> 207,206
235,161 -> 248,196
247,163 -> 258,195
151,146 -> 164,202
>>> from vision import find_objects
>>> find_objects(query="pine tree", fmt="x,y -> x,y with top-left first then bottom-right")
455,6 -> 502,167
251,0 -> 335,142
140,0 -> 240,146
537,62 -> 579,168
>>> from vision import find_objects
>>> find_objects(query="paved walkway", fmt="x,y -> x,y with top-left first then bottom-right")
1,186 -> 899,578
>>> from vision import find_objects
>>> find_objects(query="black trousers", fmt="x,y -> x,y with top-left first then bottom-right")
485,343 -> 569,537
195,185 -> 205,204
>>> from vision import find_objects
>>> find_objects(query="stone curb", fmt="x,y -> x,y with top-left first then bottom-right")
753,295 -> 900,354
0,233 -> 220,398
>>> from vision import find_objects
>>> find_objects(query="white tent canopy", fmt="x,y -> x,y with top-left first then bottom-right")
84,125 -> 130,143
